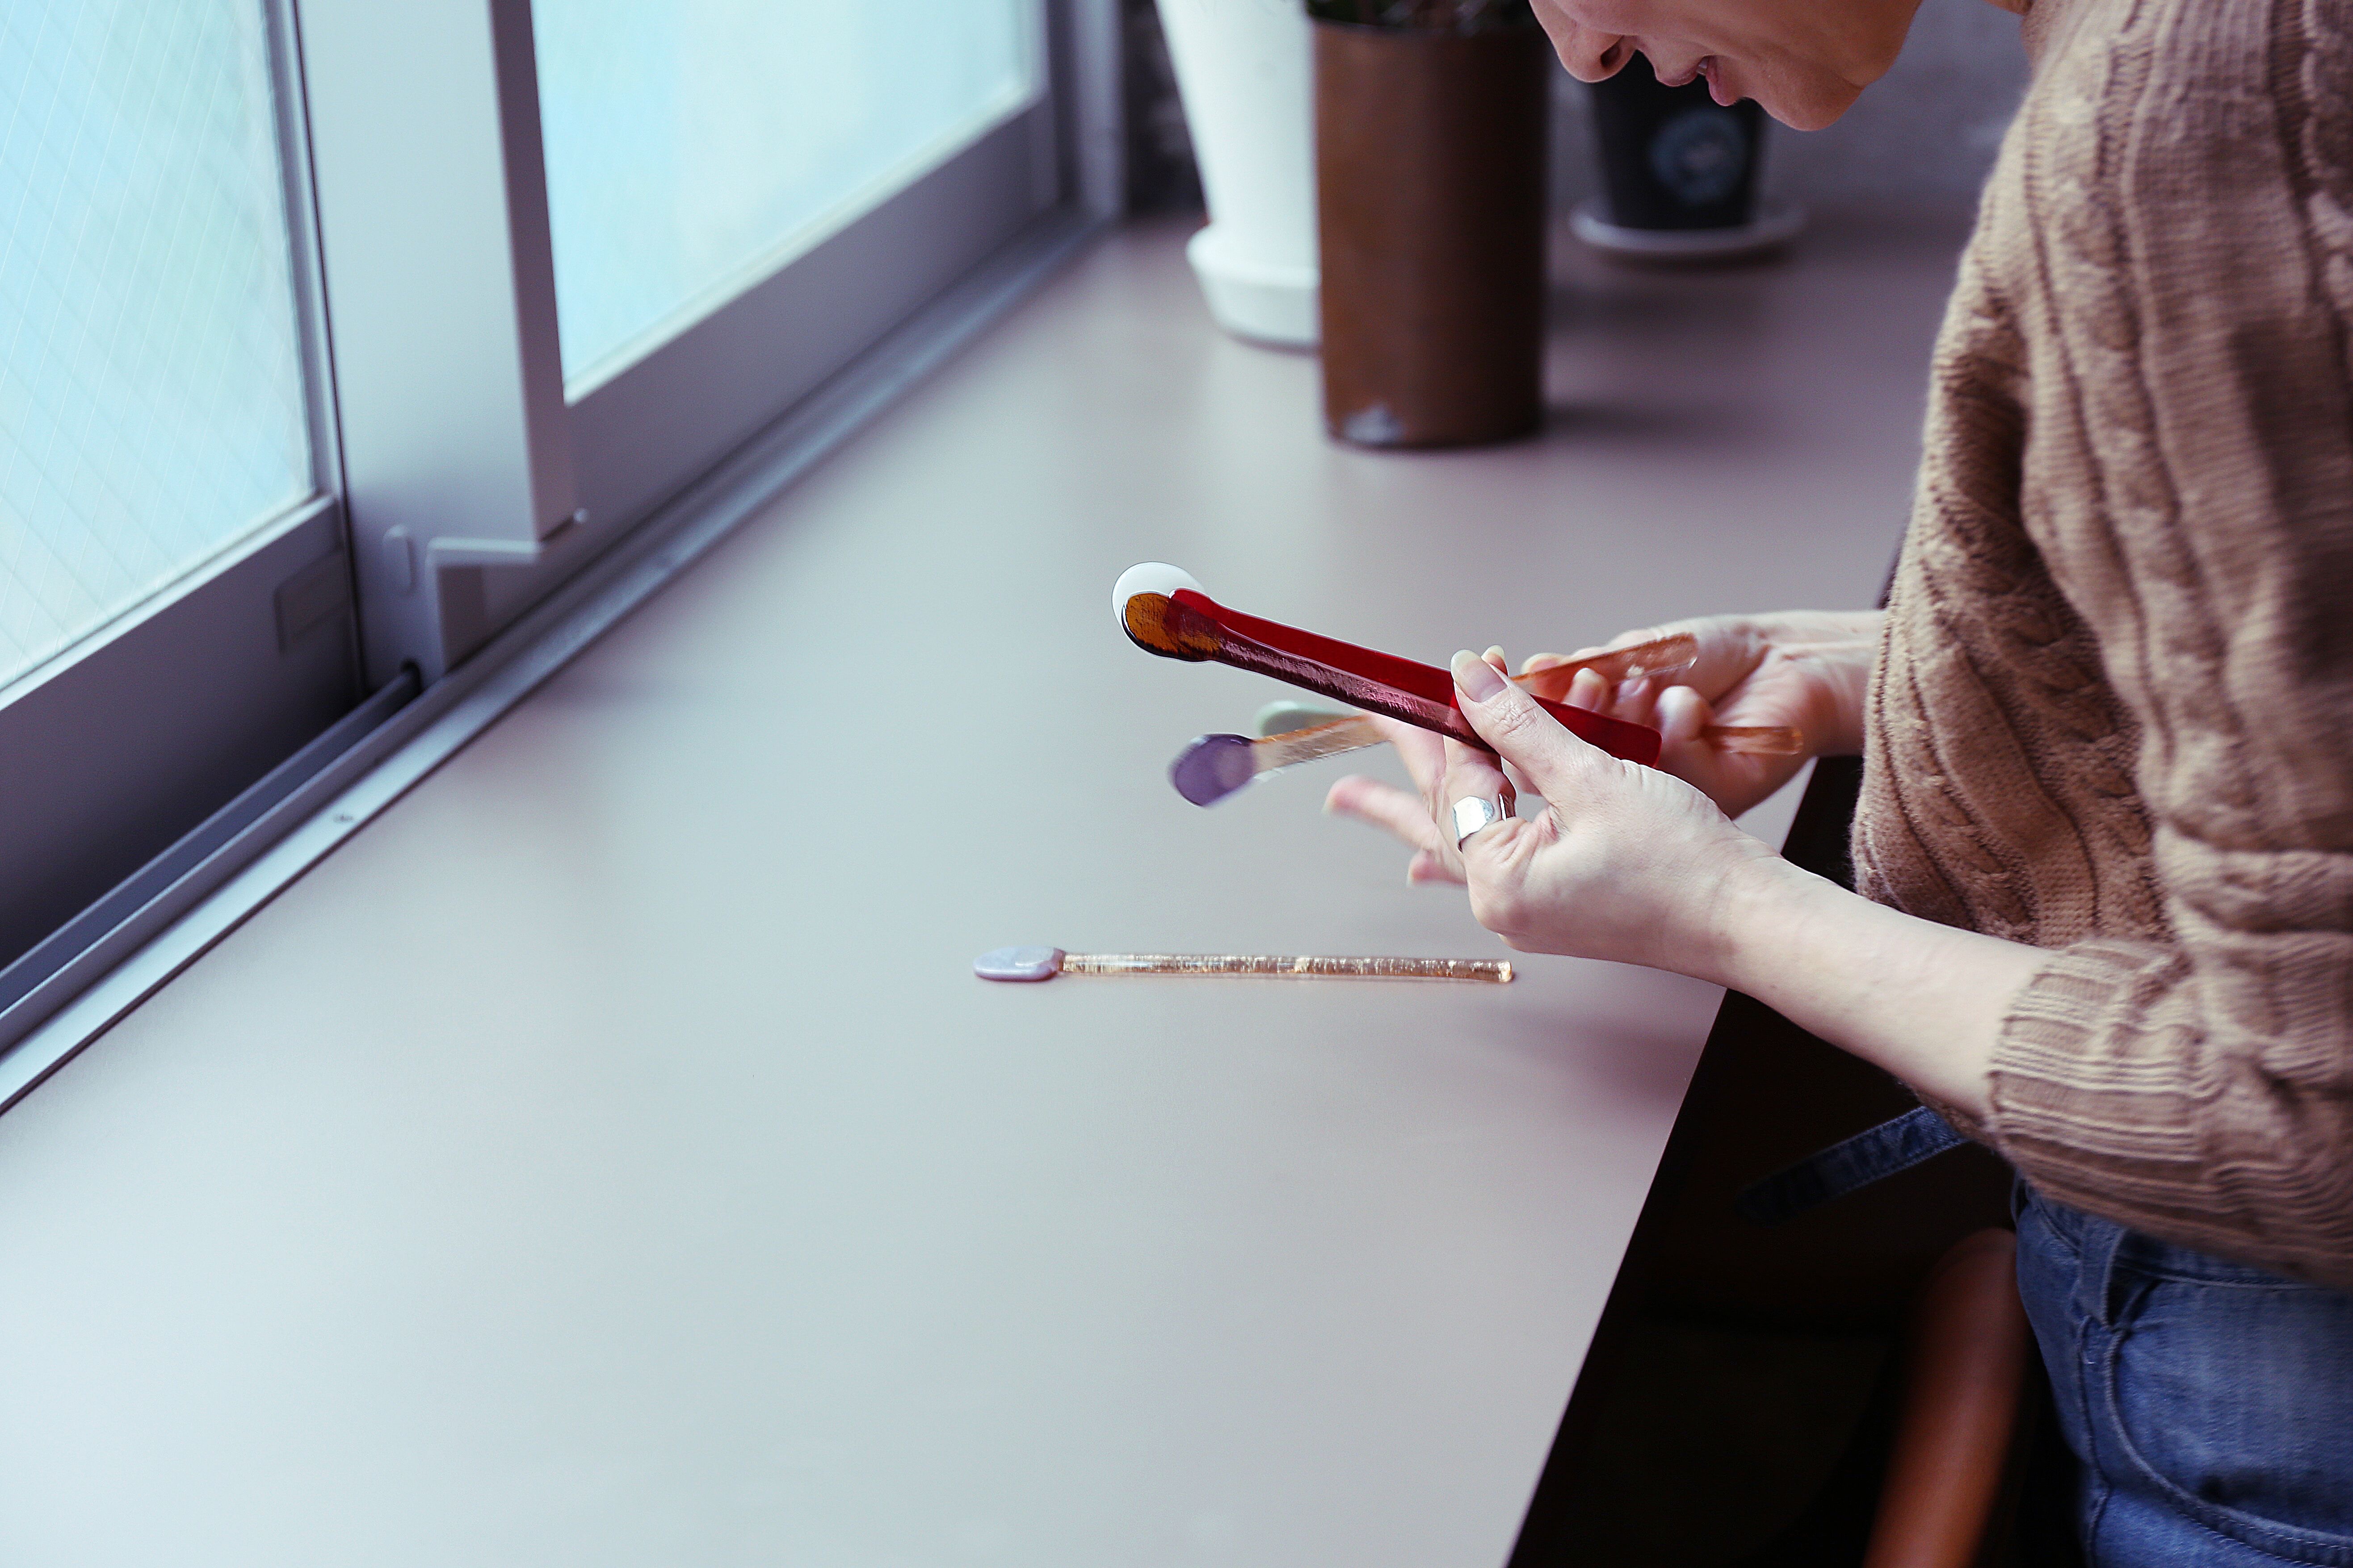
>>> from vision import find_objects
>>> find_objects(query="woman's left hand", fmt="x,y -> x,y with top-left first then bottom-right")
1327,649 -> 1779,976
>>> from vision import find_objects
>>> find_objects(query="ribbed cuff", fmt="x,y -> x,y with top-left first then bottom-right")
1986,937 -> 2207,1211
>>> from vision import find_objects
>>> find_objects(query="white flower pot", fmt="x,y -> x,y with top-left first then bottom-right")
1154,0 -> 1319,347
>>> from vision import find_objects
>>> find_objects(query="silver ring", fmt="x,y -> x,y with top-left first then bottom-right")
1452,793 -> 1508,849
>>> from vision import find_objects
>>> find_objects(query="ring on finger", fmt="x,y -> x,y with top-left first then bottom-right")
1452,793 -> 1510,850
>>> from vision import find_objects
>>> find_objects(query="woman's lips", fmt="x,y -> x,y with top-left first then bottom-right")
1655,56 -> 1730,101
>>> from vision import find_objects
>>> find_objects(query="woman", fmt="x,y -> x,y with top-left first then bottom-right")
1329,0 -> 2353,1558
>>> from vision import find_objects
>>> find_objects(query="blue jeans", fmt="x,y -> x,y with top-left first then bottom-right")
2015,1186 -> 2353,1565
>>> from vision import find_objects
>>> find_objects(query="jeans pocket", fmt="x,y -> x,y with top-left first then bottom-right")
2097,1265 -> 2353,1564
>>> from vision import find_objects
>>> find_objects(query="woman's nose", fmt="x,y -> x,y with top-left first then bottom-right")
1551,26 -> 1633,82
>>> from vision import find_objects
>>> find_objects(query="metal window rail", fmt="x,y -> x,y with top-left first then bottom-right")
0,206 -> 1105,1114
0,0 -> 1122,1111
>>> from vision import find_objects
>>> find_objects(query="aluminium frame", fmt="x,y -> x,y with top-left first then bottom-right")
0,0 -> 1123,1098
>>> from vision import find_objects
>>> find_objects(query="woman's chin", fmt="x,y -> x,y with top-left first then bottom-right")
1757,79 -> 1866,131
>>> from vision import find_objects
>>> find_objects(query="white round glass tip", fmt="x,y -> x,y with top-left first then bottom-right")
1111,562 -> 1204,627
974,945 -> 1065,981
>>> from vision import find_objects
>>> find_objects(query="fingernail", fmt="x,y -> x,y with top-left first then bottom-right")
1452,650 -> 1505,701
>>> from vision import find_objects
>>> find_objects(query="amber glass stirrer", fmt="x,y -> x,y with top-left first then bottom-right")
974,948 -> 1512,983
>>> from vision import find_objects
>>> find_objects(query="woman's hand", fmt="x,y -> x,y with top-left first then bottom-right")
1324,611 -> 1881,885
1349,651 -> 1782,974
1528,611 -> 1882,818
1324,648 -> 2032,1122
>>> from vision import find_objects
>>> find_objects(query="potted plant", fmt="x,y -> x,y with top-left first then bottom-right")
1153,0 -> 1320,347
1307,0 -> 1550,447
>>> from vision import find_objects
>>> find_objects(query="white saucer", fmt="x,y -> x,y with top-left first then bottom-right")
1569,199 -> 1808,261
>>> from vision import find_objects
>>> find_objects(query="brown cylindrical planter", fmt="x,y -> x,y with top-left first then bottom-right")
1314,23 -> 1550,449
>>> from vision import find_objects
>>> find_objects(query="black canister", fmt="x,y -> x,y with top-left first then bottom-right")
1589,52 -> 1766,231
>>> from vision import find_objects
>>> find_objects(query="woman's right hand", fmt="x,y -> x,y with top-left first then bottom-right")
1525,611 -> 1882,817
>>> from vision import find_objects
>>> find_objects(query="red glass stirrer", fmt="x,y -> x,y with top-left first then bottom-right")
1113,563 -> 1668,767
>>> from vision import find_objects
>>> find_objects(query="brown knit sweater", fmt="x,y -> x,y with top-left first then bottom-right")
1853,0 -> 2353,1288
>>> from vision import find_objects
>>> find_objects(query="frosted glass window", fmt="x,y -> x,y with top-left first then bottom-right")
0,1 -> 314,690
534,0 -> 1043,390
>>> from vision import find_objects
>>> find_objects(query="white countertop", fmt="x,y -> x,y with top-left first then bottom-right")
0,213 -> 1966,1567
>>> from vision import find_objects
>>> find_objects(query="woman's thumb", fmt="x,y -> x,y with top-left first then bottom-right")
1449,650 -> 1604,800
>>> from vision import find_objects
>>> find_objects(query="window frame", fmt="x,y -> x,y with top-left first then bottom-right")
297,0 -> 1113,688
568,102 -> 1063,537
0,0 -> 362,983
0,0 -> 1120,1070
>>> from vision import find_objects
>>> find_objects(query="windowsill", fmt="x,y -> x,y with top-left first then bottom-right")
0,210 -> 1974,1564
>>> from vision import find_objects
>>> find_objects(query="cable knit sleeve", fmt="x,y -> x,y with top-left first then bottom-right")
1857,0 -> 2353,1286
1987,0 -> 2353,1287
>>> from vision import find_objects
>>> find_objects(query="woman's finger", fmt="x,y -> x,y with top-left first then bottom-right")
1440,744 -> 1517,871
1472,649 -> 1522,794
1449,647 -> 1610,810
1655,683 -> 1713,746
1367,715 -> 1449,797
1328,774 -> 1468,885
1406,848 -> 1464,886
1650,683 -> 1724,792
1325,774 -> 1446,855
1441,734 -> 1515,819
1435,658 -> 1523,868
1610,675 -> 1659,726
1441,653 -> 1520,822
